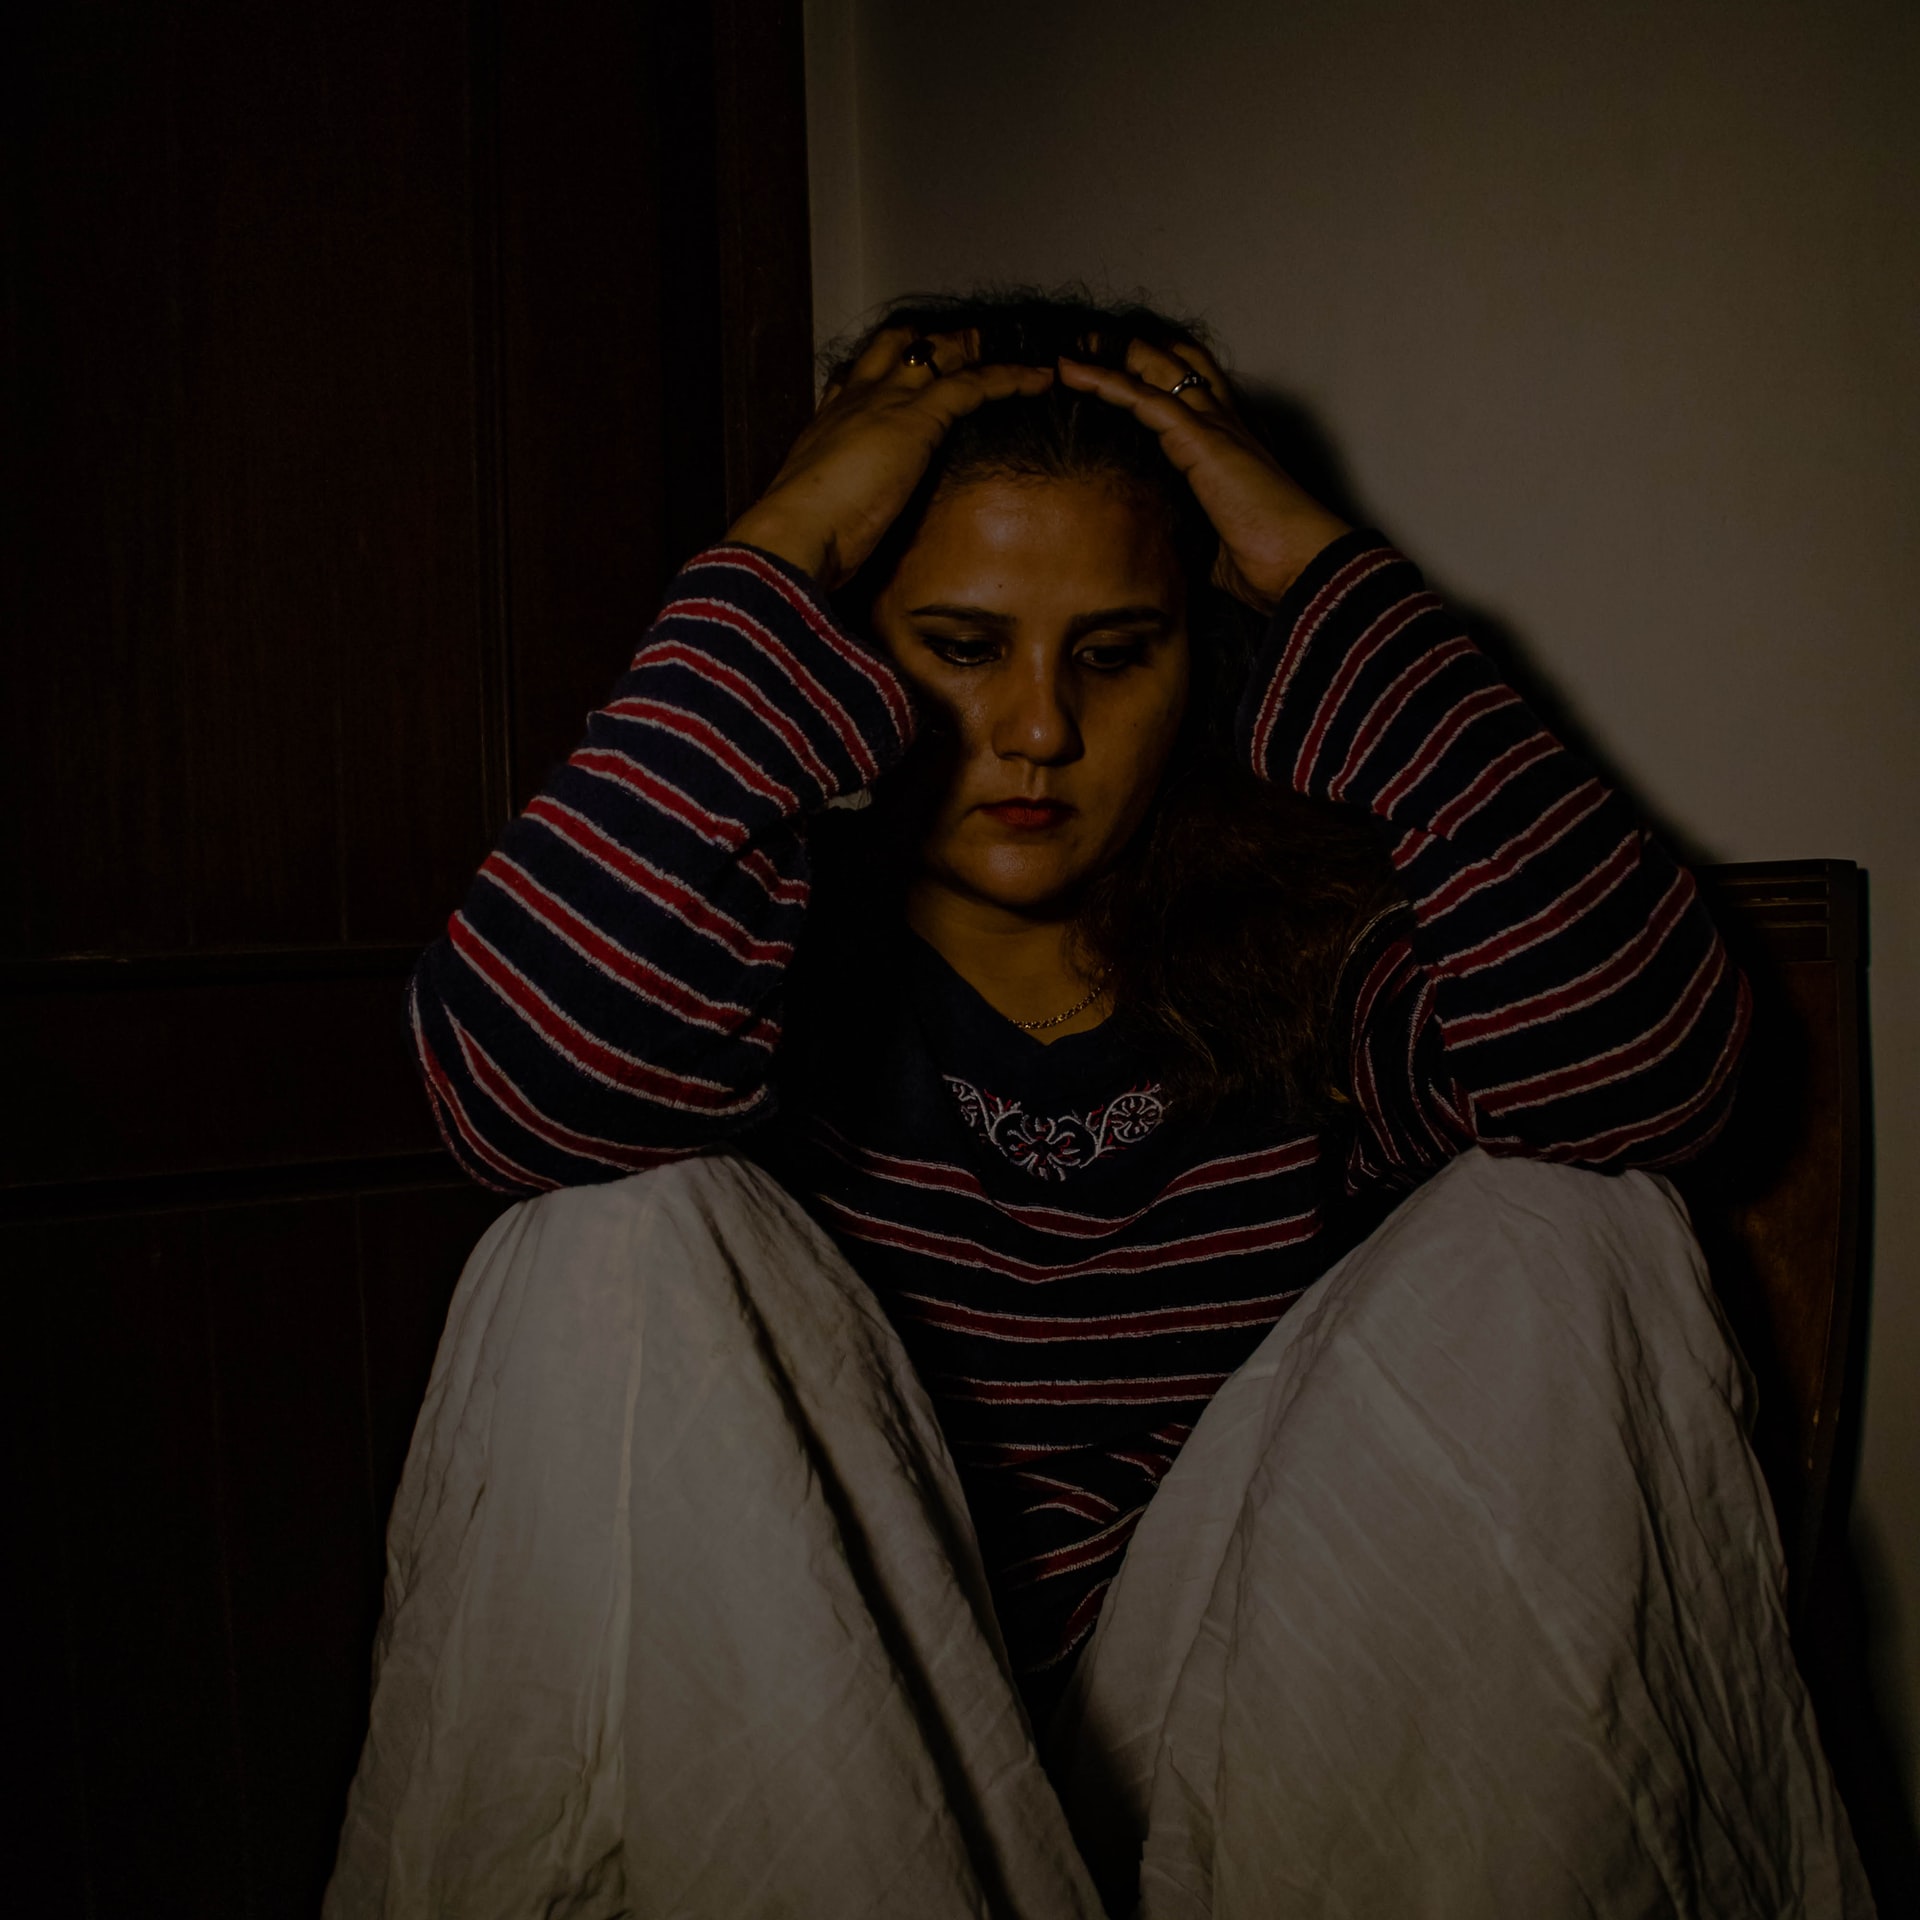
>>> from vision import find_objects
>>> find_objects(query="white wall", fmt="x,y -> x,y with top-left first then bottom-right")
807,0 -> 1920,1811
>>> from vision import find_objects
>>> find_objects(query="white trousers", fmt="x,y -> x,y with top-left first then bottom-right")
325,1150 -> 1871,1919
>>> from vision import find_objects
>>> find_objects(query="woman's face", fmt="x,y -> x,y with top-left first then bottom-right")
871,474 -> 1191,916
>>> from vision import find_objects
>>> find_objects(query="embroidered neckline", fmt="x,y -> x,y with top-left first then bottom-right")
945,1075 -> 1166,1182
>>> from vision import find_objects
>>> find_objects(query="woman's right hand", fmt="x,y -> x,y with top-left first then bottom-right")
725,328 -> 1053,589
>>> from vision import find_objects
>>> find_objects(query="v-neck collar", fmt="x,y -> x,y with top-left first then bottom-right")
904,934 -> 1152,1087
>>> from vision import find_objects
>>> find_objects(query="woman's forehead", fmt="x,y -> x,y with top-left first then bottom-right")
892,474 -> 1184,615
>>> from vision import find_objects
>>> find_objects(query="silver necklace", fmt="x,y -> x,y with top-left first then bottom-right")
1011,975 -> 1109,1033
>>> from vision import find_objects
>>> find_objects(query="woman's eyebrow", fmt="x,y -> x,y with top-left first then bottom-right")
1065,605 -> 1173,638
905,602 -> 1016,626
903,602 -> 1173,635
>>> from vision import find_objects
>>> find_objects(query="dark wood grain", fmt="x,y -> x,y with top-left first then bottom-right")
0,1221 -> 94,1913
714,0 -> 817,518
1681,860 -> 1866,1611
170,0 -> 483,950
207,1199 -> 382,1912
2,2 -> 195,958
2,1 -> 815,1903
26,1212 -> 249,1918
357,1183 -> 514,1540
1,961 -> 439,1191
494,0 -> 675,805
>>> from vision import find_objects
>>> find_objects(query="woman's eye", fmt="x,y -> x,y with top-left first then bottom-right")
924,636 -> 998,667
1076,643 -> 1146,673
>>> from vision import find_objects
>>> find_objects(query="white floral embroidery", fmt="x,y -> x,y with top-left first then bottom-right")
944,1075 -> 1166,1182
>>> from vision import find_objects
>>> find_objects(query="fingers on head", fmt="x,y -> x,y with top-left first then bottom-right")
1187,341 -> 1231,387
911,327 -> 988,377
935,362 -> 1053,415
1122,338 -> 1181,385
848,324 -> 919,384
1124,337 -> 1224,408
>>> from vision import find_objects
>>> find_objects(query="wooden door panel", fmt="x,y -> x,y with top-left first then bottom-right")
2,958 -> 438,1192
358,1182 -> 509,1521
4,2 -> 812,1906
5,0 -> 489,962
206,1198 -> 384,1910
11,1211 -> 250,1917
170,0 -> 486,950
494,0 -> 678,806
4,1180 -> 514,1915
0,1231 -> 93,1908
1682,862 -> 1867,1601
4,4 -> 197,958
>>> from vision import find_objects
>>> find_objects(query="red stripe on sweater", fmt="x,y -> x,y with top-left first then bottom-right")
1418,780 -> 1612,928
412,1006 -> 545,1191
694,547 -> 916,741
942,1373 -> 1229,1408
569,747 -> 746,852
1003,1508 -> 1146,1587
804,1121 -> 1319,1237
1475,938 -> 1732,1115
1249,547 -> 1401,772
524,796 -> 792,967
1111,1444 -> 1180,1476
1015,1471 -> 1120,1517
1427,731 -> 1558,841
482,853 -> 766,1036
898,1286 -> 1305,1344
451,1013 -> 715,1172
601,694 -> 799,811
1368,676 -> 1521,817
1294,597 -> 1450,793
667,595 -> 880,781
1437,831 -> 1639,976
1349,934 -> 1417,1041
448,914 -> 756,1112
739,846 -> 808,906
1444,867 -> 1695,1045
636,637 -> 838,793
815,1196 -> 1322,1284
1553,992 -> 1748,1166
1039,1577 -> 1123,1667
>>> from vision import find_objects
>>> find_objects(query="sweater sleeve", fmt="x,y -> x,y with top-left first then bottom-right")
409,543 -> 915,1192
1239,532 -> 1749,1186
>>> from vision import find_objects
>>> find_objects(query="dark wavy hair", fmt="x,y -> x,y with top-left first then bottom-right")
816,288 -> 1398,1121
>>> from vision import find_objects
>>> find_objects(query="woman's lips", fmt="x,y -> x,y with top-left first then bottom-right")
979,799 -> 1074,831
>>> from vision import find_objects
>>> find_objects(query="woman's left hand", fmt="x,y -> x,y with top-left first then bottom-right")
1057,342 -> 1350,613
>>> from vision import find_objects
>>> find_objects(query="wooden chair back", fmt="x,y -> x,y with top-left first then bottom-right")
1676,860 -> 1867,1618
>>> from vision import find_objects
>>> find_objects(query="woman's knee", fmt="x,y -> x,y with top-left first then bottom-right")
1366,1149 -> 1704,1313
514,1150 -> 796,1247
1337,1147 -> 1739,1437
504,1150 -> 866,1334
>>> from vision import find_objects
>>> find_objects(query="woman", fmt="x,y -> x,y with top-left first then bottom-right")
335,294 -> 1865,1917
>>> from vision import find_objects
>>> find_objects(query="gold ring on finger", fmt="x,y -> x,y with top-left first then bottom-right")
1168,371 -> 1212,397
902,338 -> 940,372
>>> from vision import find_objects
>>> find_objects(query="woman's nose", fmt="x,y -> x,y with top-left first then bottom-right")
992,663 -> 1082,765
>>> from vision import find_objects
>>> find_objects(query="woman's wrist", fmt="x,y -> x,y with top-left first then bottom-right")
723,505 -> 831,583
1236,509 -> 1353,611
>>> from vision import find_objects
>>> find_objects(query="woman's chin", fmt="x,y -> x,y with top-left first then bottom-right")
940,846 -> 1093,916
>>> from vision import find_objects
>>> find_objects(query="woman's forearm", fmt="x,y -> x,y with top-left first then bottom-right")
411,544 -> 914,1193
1242,533 -> 1749,1175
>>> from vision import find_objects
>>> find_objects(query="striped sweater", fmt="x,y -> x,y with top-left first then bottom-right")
409,530 -> 1750,1711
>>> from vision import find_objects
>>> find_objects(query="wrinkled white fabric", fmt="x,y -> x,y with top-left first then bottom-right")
1047,1150 -> 1872,1918
326,1155 -> 1102,1919
327,1150 -> 1871,1919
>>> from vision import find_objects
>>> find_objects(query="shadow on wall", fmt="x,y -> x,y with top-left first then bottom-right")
1239,379 -> 1715,861
1241,379 -> 1920,1910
